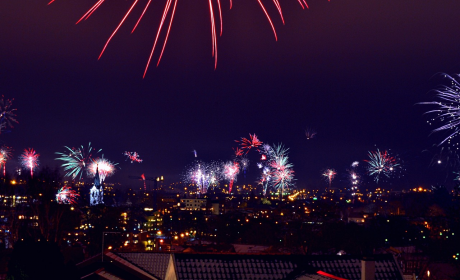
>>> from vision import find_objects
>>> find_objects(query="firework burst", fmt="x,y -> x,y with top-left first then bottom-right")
87,156 -> 118,182
0,96 -> 18,134
365,149 -> 399,183
0,146 -> 12,177
236,133 -> 263,155
322,168 -> 336,191
56,186 -> 80,204
222,161 -> 240,193
56,143 -> 101,180
20,148 -> 39,178
420,73 -> 460,147
51,0 -> 311,77
270,154 -> 295,195
185,161 -> 222,194
124,151 -> 143,163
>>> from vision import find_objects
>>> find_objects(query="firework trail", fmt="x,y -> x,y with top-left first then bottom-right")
19,148 -> 39,178
365,149 -> 399,183
193,150 -> 198,158
236,133 -> 263,155
222,161 -> 240,193
56,186 -> 80,204
239,157 -> 250,177
87,156 -> 118,182
56,143 -> 101,180
305,127 -> 317,140
348,161 -> 360,194
124,151 -> 143,163
420,73 -> 460,147
0,146 -> 12,177
322,168 -> 336,191
0,96 -> 18,134
50,0 -> 311,77
259,166 -> 272,196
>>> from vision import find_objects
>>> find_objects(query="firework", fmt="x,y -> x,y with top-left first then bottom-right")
305,127 -> 317,140
56,143 -> 101,180
348,161 -> 360,194
0,96 -> 18,134
87,156 -> 118,182
322,168 -> 336,191
233,147 -> 244,157
124,151 -> 143,163
420,73 -> 460,146
259,166 -> 272,196
19,148 -> 39,177
56,186 -> 80,204
222,161 -> 240,193
0,146 -> 12,177
236,133 -> 263,155
185,161 -> 222,194
270,154 -> 295,196
365,149 -> 399,182
193,150 -> 198,158
52,0 -> 311,77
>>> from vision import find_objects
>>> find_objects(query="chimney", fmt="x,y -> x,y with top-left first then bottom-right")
361,257 -> 375,280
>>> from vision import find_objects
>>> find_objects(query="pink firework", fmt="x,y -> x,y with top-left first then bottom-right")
233,147 -> 244,157
87,157 -> 118,182
222,161 -> 240,193
0,146 -> 12,177
56,186 -> 80,204
124,151 -> 143,163
235,133 -> 263,155
322,168 -> 336,191
19,148 -> 39,177
50,0 -> 311,77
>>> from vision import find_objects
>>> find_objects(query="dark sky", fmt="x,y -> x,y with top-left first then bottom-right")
1,0 -> 460,190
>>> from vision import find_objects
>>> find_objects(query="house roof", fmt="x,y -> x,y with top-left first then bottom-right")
81,252 -> 403,280
116,252 -> 171,280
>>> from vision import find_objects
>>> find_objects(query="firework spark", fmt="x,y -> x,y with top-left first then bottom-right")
0,146 -> 12,177
305,127 -> 317,140
270,154 -> 295,196
56,186 -> 80,204
236,133 -> 263,155
0,96 -> 18,134
20,148 -> 39,178
87,156 -> 118,182
56,143 -> 101,180
52,0 -> 311,77
222,161 -> 240,193
185,161 -> 222,194
322,168 -> 336,191
365,149 -> 399,182
124,151 -> 143,163
420,73 -> 460,147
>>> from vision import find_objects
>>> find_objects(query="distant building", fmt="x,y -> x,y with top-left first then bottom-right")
90,167 -> 103,206
179,198 -> 206,211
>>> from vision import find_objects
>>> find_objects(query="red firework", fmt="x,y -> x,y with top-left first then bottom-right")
49,0 -> 312,77
235,133 -> 263,155
56,186 -> 80,204
233,147 -> 244,157
19,148 -> 39,178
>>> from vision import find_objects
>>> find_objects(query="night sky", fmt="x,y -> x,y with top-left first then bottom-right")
1,0 -> 460,190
